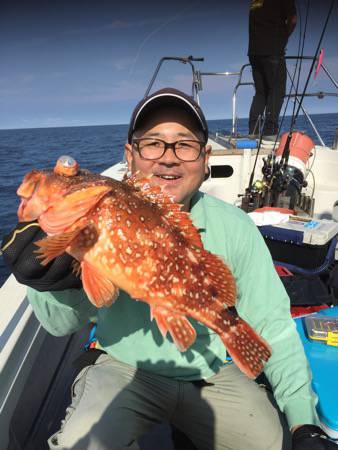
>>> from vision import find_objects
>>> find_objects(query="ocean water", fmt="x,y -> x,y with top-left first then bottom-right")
1,113 -> 337,287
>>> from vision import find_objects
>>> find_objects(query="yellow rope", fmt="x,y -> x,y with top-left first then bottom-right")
1,222 -> 40,254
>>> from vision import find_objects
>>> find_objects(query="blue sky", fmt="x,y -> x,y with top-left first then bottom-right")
1,0 -> 337,130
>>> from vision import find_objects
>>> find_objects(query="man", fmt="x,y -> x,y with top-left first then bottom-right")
248,0 -> 297,137
2,88 -> 337,450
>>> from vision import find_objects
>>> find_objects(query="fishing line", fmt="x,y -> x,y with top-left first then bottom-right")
290,0 -> 309,122
280,0 -> 335,165
290,0 -> 335,130
128,2 -> 200,80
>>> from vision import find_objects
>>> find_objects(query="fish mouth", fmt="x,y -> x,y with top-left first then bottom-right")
18,198 -> 28,220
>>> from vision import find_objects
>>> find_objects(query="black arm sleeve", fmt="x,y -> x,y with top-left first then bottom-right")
1,221 -> 82,291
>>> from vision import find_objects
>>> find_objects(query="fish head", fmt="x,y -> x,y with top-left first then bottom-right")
17,156 -> 114,233
17,169 -> 69,221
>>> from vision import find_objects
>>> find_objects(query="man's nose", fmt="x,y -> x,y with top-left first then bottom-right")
159,145 -> 180,164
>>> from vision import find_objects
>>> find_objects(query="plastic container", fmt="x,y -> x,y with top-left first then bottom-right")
305,316 -> 338,345
295,307 -> 338,438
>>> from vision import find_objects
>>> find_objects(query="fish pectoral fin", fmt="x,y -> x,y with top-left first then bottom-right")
81,260 -> 119,308
39,185 -> 112,234
151,306 -> 197,352
34,229 -> 81,265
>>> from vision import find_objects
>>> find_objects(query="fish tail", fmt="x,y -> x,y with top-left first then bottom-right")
220,316 -> 271,379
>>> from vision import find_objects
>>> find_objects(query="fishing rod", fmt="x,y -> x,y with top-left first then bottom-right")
242,0 -> 335,213
247,0 -> 305,192
279,0 -> 335,166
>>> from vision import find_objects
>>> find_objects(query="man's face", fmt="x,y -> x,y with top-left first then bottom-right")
125,108 -> 211,211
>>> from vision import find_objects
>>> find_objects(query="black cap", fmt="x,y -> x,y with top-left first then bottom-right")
128,87 -> 208,144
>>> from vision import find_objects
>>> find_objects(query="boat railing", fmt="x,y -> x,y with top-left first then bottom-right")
200,56 -> 338,143
143,56 -> 205,100
144,55 -> 338,146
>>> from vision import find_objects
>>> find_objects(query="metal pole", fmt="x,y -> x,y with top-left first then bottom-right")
321,64 -> 338,89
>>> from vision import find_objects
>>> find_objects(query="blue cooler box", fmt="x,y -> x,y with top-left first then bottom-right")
295,307 -> 338,438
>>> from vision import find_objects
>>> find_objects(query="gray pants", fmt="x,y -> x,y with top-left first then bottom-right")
49,354 -> 289,450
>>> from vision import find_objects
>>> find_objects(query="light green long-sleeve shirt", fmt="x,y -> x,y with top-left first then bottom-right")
27,191 -> 318,429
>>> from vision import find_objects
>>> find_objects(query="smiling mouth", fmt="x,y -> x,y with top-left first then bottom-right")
155,174 -> 182,180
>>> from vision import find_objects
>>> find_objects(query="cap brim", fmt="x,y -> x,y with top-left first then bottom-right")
128,92 -> 208,143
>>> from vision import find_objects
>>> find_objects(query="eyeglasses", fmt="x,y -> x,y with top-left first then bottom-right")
132,138 -> 206,162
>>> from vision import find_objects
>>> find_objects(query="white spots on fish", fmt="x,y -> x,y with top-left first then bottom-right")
125,246 -> 132,255
155,231 -> 164,239
101,255 -> 108,265
126,219 -> 132,228
117,229 -> 127,241
119,253 -> 127,264
204,277 -> 211,286
230,325 -> 240,335
149,275 -> 158,285
140,215 -> 145,222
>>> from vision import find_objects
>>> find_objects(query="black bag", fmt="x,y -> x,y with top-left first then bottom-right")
281,274 -> 334,306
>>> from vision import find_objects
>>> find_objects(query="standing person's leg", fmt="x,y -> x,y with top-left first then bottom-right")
173,364 -> 287,450
249,55 -> 268,134
48,354 -> 177,450
262,55 -> 287,136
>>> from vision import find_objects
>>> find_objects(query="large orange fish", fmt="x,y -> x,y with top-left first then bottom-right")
17,155 -> 271,378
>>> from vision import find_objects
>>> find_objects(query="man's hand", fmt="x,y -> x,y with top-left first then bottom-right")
1,221 -> 82,291
292,425 -> 338,449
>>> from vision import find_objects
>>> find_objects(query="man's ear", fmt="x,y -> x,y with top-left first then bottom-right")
124,143 -> 132,171
204,144 -> 212,174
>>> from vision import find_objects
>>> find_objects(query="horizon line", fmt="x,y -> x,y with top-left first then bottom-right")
0,112 -> 337,132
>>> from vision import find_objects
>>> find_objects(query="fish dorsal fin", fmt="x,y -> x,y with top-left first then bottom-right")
124,173 -> 203,249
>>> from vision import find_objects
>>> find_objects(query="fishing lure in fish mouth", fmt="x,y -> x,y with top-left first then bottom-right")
16,156 -> 272,379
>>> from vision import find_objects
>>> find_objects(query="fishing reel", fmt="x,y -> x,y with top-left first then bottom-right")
241,131 -> 315,215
